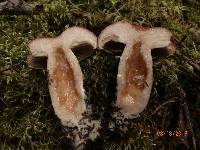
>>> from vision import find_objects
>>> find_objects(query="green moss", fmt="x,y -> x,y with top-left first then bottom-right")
0,0 -> 200,149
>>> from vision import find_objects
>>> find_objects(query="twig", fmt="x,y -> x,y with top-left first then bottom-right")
177,35 -> 187,47
0,68 -> 10,74
175,52 -> 200,71
98,49 -> 114,55
188,61 -> 200,72
182,102 -> 197,150
173,103 -> 189,149
174,37 -> 200,73
177,86 -> 197,150
161,107 -> 168,129
152,99 -> 177,115
0,68 -> 15,76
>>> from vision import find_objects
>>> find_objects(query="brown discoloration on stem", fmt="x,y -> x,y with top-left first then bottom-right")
120,42 -> 148,100
126,42 -> 148,89
51,48 -> 80,112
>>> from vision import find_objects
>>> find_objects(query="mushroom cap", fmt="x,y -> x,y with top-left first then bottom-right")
139,28 -> 176,54
98,21 -> 135,48
28,38 -> 56,57
60,27 -> 97,50
98,21 -> 176,55
28,27 -> 97,58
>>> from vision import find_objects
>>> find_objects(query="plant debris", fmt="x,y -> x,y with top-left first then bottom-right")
0,0 -> 200,149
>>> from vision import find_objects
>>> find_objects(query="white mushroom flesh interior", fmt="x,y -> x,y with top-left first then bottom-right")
48,47 -> 86,126
117,42 -> 151,117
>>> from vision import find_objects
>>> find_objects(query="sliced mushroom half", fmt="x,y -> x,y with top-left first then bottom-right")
98,21 -> 176,118
28,27 -> 97,126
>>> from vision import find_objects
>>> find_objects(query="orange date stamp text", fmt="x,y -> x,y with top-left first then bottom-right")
156,130 -> 189,137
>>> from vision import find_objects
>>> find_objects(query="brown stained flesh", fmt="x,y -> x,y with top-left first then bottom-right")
121,42 -> 148,99
132,24 -> 149,31
51,48 -> 80,112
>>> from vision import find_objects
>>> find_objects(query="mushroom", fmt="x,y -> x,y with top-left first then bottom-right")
98,21 -> 176,118
28,27 -> 97,126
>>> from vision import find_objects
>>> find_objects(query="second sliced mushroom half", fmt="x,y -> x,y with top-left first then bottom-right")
98,21 -> 176,118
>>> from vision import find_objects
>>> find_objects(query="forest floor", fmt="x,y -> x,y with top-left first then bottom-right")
0,0 -> 200,149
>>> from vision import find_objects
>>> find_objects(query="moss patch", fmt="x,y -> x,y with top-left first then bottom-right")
0,0 -> 200,149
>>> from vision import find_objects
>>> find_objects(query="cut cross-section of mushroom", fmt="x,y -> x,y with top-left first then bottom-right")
98,21 -> 176,118
28,27 -> 97,126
